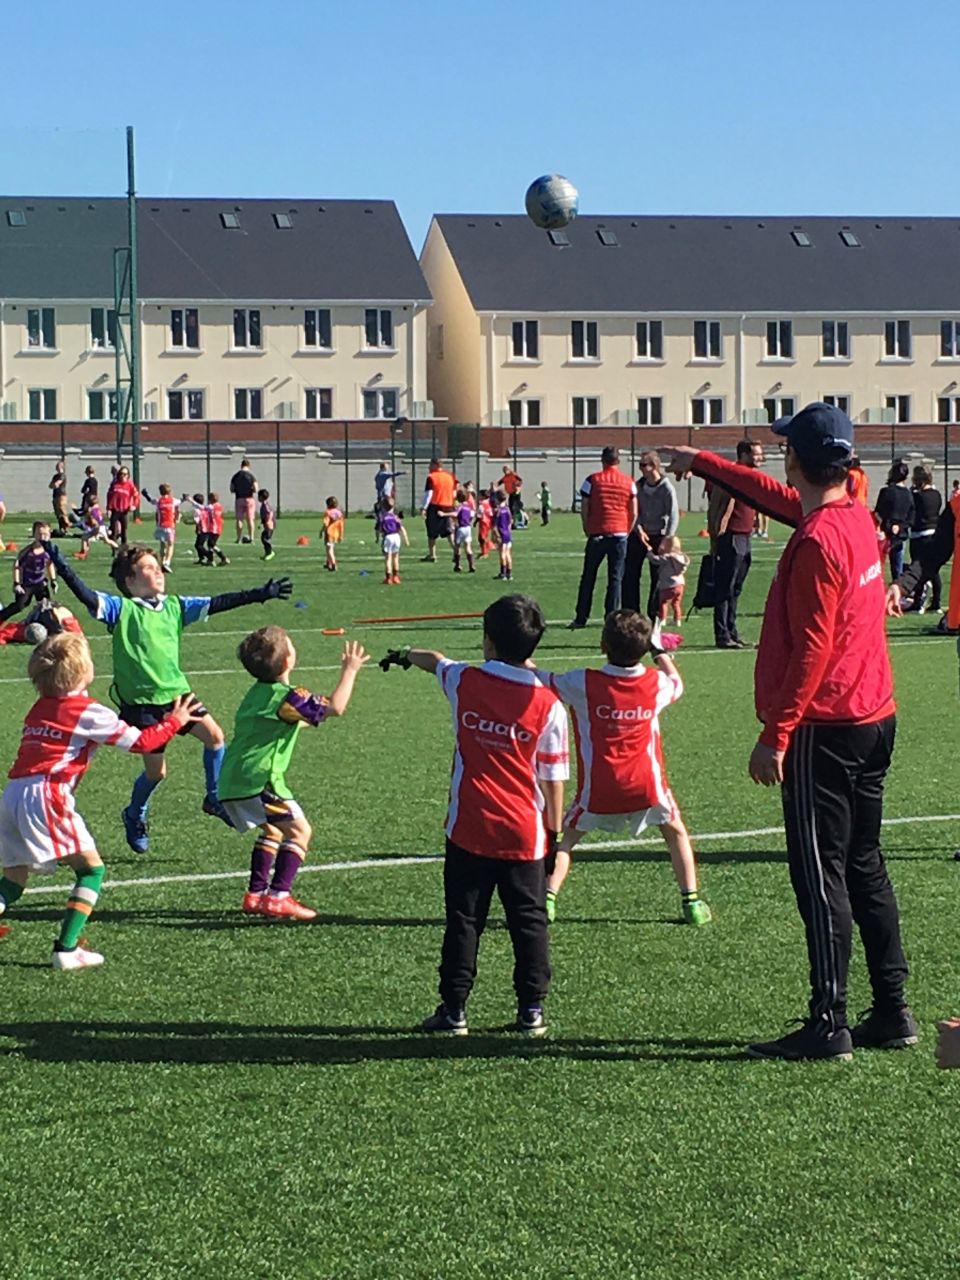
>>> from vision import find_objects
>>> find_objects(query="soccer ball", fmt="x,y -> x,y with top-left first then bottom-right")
525,174 -> 580,230
24,623 -> 48,645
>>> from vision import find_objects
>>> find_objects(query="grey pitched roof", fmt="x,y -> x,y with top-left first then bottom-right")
432,214 -> 960,313
0,197 -> 430,302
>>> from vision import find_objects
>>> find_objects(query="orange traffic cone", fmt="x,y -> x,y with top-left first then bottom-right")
297,535 -> 310,546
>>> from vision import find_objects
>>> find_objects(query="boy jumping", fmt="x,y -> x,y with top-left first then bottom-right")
0,632 -> 201,967
381,594 -> 568,1036
539,609 -> 711,926
219,627 -> 369,919
45,540 -> 292,854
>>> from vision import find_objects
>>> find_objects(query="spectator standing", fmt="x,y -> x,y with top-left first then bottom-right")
874,460 -> 913,580
106,466 -> 139,546
670,403 -> 915,1062
420,458 -> 458,563
711,439 -> 763,650
374,461 -> 405,513
80,466 -> 99,516
49,461 -> 70,535
906,465 -> 942,613
622,451 -> 678,617
567,446 -> 638,630
230,459 -> 258,544
501,465 -> 523,525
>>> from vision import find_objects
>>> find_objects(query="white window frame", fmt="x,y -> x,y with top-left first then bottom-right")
941,320 -> 960,360
938,396 -> 960,423
87,388 -> 118,421
693,319 -> 722,361
821,320 -> 850,361
234,387 -> 263,420
691,396 -> 724,425
362,386 -> 400,419
305,387 -> 334,420
26,307 -> 56,351
883,319 -> 912,361
508,398 -> 541,426
232,308 -> 262,351
762,395 -> 797,423
634,320 -> 663,362
170,307 -> 200,351
89,307 -> 117,352
303,308 -> 333,351
27,388 -> 57,420
364,308 -> 394,350
636,396 -> 663,426
570,319 -> 599,361
885,394 -> 911,423
572,395 -> 600,426
822,394 -> 851,416
167,388 -> 205,420
510,320 -> 540,362
764,320 -> 794,361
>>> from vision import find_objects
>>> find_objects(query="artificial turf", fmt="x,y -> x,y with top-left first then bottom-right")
0,509 -> 957,1279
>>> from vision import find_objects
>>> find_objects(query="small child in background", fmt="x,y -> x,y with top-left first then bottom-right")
378,496 -> 409,584
539,481 -> 552,526
182,494 -> 230,566
322,496 -> 344,571
219,626 -> 369,920
74,501 -> 117,560
453,488 -> 476,574
463,480 -> 478,512
0,632 -> 201,968
258,488 -> 275,562
648,534 -> 690,626
491,492 -> 513,581
476,492 -> 494,559
12,523 -> 57,610
538,609 -> 711,927
142,484 -> 181,573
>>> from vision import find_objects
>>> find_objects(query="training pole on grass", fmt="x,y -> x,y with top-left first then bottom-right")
353,611 -> 485,625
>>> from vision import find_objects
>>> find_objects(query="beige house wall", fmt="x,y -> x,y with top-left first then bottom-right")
0,299 -> 429,422
420,221 -> 482,422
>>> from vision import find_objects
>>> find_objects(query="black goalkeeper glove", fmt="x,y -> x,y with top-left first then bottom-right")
379,646 -> 412,672
259,576 -> 293,602
547,830 -> 561,860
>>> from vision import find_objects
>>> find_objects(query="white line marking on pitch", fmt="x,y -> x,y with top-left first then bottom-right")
19,813 -> 960,899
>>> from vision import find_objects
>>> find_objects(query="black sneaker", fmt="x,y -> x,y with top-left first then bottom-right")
850,1006 -> 919,1050
747,1020 -> 853,1061
421,1004 -> 468,1036
566,620 -> 586,630
517,1006 -> 548,1037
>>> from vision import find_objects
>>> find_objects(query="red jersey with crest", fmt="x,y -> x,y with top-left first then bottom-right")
544,663 -> 682,815
9,693 -> 179,786
436,659 -> 568,860
154,494 -> 179,530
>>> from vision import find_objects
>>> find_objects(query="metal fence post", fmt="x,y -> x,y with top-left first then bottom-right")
410,419 -> 417,512
945,423 -> 950,494
343,421 -> 350,515
630,422 -> 636,477
571,421 -> 578,510
275,420 -> 282,517
205,421 -> 211,498
475,423 -> 481,492
431,423 -> 437,463
59,421 -> 65,464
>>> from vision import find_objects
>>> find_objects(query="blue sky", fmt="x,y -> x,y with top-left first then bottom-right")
2,0 -> 957,251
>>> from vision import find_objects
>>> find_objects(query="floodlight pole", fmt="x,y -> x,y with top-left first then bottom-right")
113,126 -> 141,487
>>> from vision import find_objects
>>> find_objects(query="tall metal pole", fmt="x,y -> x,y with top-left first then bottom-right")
127,127 -> 141,490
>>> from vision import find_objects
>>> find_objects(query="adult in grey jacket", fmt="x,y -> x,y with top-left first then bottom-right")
622,451 -> 679,616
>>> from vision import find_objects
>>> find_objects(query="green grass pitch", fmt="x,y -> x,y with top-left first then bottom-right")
0,510 -> 958,1279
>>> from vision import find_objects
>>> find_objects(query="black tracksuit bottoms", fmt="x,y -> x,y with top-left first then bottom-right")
439,839 -> 551,1010
781,716 -> 908,1032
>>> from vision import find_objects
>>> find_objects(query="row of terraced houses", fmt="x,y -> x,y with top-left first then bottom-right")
3,198 -> 960,428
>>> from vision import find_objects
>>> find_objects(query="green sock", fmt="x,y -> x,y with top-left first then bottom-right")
57,865 -> 105,951
0,877 -> 24,913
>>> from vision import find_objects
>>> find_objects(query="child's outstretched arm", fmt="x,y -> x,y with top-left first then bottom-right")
43,542 -> 107,617
205,577 -> 293,616
325,640 -> 370,715
379,646 -> 445,675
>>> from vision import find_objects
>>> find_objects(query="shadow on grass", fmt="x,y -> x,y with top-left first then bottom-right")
9,907 -> 446,931
576,846 -> 787,865
0,1020 -> 750,1066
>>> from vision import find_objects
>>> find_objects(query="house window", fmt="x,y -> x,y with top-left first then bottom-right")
766,320 -> 794,359
303,308 -> 332,349
938,397 -> 960,423
572,396 -> 600,426
28,388 -> 57,420
571,320 -> 599,360
885,395 -> 911,423
637,396 -> 663,425
90,307 -> 117,350
170,308 -> 200,350
763,396 -> 797,423
27,307 -> 56,349
822,395 -> 851,415
693,320 -> 721,359
87,389 -> 118,421
821,321 -> 850,359
941,320 -> 960,358
305,388 -> 333,420
508,399 -> 541,426
233,309 -> 262,349
511,320 -> 539,360
635,320 -> 663,360
363,387 -> 399,419
691,396 -> 724,425
884,320 -> 912,359
364,308 -> 393,349
234,388 -> 263,419
168,389 -> 205,420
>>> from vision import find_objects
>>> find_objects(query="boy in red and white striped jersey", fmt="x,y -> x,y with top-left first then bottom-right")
0,632 -> 201,968
142,484 -> 181,573
380,594 -> 568,1036
539,610 -> 711,927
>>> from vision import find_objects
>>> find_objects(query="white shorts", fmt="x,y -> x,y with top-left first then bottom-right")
565,796 -> 677,837
221,790 -> 305,833
382,533 -> 402,555
0,776 -> 96,873
455,526 -> 473,547
156,528 -> 175,545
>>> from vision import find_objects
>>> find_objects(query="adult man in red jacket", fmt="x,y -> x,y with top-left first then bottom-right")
670,404 -> 915,1061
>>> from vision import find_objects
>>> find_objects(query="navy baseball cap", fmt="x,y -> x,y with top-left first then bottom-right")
773,402 -> 854,461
